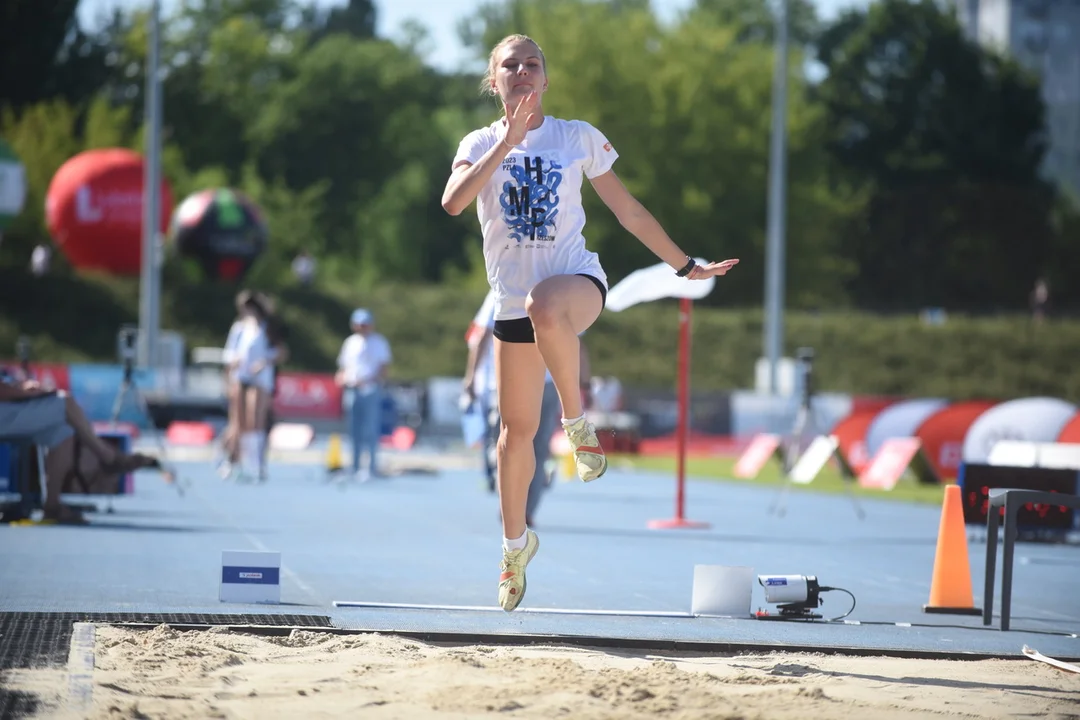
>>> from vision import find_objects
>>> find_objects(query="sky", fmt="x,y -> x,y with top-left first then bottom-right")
77,0 -> 870,73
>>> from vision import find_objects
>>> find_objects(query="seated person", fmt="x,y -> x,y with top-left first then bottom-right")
0,375 -> 160,524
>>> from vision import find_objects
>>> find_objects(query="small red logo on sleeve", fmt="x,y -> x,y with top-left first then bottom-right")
603,142 -> 612,152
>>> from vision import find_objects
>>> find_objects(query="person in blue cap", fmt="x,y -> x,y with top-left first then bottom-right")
334,308 -> 392,482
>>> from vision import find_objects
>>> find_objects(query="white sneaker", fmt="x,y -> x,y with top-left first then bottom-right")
498,530 -> 539,612
562,416 -> 607,482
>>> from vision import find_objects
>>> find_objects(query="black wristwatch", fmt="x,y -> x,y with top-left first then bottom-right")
675,257 -> 696,277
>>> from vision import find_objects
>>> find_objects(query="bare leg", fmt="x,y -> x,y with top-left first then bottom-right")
236,385 -> 264,476
239,385 -> 256,433
43,436 -> 76,513
58,393 -> 125,464
254,388 -> 271,433
526,275 -> 604,421
527,276 -> 608,483
254,387 -> 271,476
43,437 -> 106,522
222,426 -> 237,460
495,340 -> 547,540
223,381 -> 241,462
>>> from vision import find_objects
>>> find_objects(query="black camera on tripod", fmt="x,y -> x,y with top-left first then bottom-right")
117,325 -> 139,379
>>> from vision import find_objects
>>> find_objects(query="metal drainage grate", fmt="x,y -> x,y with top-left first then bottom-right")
0,612 -> 334,720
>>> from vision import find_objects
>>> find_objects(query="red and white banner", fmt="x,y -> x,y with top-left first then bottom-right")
29,362 -> 71,391
858,437 -> 940,490
859,438 -> 919,490
273,372 -> 342,420
1,361 -> 71,391
733,433 -> 782,478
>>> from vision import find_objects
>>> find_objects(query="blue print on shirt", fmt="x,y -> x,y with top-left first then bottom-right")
499,156 -> 561,243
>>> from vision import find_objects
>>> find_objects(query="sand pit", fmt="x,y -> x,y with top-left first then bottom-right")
5,625 -> 1078,719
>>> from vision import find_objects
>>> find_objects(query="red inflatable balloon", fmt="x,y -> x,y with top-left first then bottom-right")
45,148 -> 173,276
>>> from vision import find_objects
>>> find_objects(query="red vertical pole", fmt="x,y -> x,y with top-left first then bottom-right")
675,296 -> 690,520
648,297 -> 710,530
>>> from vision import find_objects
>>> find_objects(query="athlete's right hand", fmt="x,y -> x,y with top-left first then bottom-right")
503,91 -> 539,147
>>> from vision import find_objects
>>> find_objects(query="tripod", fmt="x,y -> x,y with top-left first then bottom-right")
16,337 -> 31,382
768,349 -> 864,520
108,336 -> 181,498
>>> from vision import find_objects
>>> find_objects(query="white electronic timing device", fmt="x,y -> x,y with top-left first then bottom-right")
756,574 -> 856,620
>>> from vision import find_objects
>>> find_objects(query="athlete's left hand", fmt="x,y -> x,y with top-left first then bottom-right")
688,258 -> 739,279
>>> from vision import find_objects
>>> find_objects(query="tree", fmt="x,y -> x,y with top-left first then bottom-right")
0,0 -> 115,114
455,0 -> 855,306
690,0 -> 819,47
817,0 -> 1053,311
299,0 -> 377,44
246,36 -> 474,280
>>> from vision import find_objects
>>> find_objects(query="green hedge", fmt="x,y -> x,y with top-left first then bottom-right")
1,268 -> 1076,401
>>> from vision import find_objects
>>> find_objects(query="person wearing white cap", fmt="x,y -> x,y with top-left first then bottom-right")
335,308 -> 392,481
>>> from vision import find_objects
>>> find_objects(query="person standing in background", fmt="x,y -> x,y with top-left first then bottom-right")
30,244 -> 51,277
292,249 -> 317,287
335,309 -> 392,482
218,290 -> 254,480
231,293 -> 277,482
254,292 -> 289,479
462,290 -> 500,493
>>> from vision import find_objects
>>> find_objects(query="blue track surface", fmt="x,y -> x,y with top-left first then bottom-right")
1,455 -> 1078,659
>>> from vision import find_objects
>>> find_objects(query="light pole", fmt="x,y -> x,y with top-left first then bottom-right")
764,0 -> 789,395
138,0 -> 163,368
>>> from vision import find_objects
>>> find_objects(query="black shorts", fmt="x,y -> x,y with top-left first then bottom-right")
493,274 -> 607,344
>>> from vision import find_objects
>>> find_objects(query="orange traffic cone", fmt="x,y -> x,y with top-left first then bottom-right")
923,484 -> 982,615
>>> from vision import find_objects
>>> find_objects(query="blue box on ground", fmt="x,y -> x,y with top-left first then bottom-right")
0,443 -> 12,493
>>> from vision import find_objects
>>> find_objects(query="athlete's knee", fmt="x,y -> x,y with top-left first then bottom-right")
499,416 -> 539,450
524,292 -> 564,332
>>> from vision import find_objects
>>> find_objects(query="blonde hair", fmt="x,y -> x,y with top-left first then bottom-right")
480,34 -> 547,98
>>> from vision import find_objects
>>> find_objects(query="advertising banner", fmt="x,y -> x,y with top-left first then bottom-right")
273,372 -> 342,420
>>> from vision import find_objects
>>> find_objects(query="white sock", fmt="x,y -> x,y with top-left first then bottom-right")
503,529 -> 528,552
561,413 -> 585,427
256,434 -> 267,470
241,432 -> 260,470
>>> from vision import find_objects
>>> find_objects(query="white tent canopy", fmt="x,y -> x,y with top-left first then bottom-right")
606,258 -> 714,312
962,397 -> 1077,463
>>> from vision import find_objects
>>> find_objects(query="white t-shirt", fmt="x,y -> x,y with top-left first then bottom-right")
337,333 -> 392,393
452,116 -> 617,320
226,319 -> 275,390
224,321 -> 244,364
